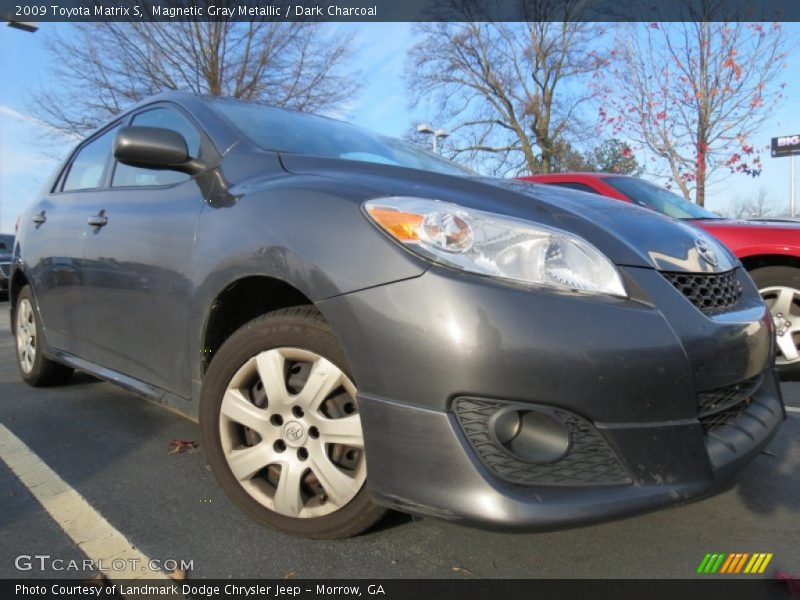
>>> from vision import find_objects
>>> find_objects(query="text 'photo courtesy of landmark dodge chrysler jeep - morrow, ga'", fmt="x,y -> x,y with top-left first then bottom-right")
10,93 -> 785,538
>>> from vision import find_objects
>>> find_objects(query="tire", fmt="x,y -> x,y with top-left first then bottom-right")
14,285 -> 74,386
749,266 -> 800,381
199,306 -> 387,539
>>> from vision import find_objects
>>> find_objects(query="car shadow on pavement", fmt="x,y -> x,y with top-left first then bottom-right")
62,371 -> 102,386
365,509 -> 414,535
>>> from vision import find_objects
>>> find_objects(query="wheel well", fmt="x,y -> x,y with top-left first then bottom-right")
9,268 -> 29,334
740,254 -> 800,272
202,276 -> 314,375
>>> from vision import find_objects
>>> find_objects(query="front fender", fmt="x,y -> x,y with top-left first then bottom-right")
186,175 -> 427,395
735,245 -> 800,261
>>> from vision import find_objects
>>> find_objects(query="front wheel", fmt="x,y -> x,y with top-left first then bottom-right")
199,307 -> 386,539
750,266 -> 800,381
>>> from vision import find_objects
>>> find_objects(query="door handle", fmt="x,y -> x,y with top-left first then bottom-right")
32,211 -> 46,225
87,210 -> 108,228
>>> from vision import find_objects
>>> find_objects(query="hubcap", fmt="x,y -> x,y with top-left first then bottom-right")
219,347 -> 366,519
760,286 -> 800,365
16,298 -> 36,374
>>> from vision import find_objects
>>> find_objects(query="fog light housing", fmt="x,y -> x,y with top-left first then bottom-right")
490,407 -> 570,463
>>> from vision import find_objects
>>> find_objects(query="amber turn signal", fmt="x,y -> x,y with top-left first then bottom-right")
365,206 -> 424,242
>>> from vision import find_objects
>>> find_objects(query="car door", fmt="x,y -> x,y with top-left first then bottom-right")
81,105 -> 207,398
23,123 -> 121,356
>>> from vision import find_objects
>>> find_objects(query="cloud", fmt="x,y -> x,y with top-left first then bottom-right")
0,150 -> 58,170
0,104 -> 75,232
337,24 -> 415,136
0,104 -> 79,140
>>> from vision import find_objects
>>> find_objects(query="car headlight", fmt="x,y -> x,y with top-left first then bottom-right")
364,197 -> 627,298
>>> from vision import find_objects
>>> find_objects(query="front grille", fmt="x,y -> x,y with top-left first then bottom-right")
0,263 -> 9,278
697,376 -> 761,417
699,403 -> 750,432
453,398 -> 630,486
697,375 -> 761,433
662,269 -> 742,315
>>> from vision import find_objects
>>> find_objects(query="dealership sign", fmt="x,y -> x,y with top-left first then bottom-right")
771,135 -> 800,158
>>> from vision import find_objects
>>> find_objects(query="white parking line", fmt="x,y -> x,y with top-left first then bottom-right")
786,406 -> 800,414
0,424 -> 171,583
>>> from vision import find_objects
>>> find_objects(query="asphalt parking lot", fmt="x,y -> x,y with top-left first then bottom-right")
0,298 -> 798,580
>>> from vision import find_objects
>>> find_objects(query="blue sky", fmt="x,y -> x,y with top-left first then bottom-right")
1,22 -> 798,234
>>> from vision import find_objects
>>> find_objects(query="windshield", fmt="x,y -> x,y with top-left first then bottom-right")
605,177 -> 720,220
208,98 -> 473,177
0,235 -> 13,251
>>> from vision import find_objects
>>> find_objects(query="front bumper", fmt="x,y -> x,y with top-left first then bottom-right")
318,265 -> 785,528
357,378 -> 782,528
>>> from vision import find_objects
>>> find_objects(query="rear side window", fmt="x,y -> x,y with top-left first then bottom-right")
112,107 -> 201,188
549,182 -> 599,194
62,126 -> 119,192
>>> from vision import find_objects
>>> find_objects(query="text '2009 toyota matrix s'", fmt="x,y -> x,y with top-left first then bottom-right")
11,93 -> 785,538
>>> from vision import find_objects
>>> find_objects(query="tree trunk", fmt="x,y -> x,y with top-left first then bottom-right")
540,151 -> 551,174
695,167 -> 706,207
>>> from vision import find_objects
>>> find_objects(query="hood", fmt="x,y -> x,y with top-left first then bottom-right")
280,155 -> 737,274
693,217 -> 800,231
689,217 -> 800,256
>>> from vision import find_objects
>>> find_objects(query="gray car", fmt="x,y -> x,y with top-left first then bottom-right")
0,233 -> 13,297
11,93 -> 785,538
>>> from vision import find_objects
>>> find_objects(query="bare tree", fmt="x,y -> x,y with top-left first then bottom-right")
748,187 -> 777,218
406,9 -> 607,176
725,196 -> 752,219
33,19 -> 360,137
597,18 -> 788,206
724,187 -> 776,218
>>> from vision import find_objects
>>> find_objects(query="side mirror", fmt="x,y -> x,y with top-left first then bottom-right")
114,126 -> 205,175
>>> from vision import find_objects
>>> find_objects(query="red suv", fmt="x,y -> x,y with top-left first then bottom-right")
520,173 -> 800,379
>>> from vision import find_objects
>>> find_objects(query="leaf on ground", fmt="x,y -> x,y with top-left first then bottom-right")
283,570 -> 297,579
168,439 -> 198,454
776,572 -> 800,595
451,566 -> 473,576
761,450 -> 776,458
169,568 -> 187,581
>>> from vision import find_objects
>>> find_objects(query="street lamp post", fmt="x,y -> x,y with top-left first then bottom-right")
791,154 -> 797,218
416,124 -> 450,154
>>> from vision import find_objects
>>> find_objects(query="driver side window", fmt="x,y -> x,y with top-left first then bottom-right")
112,107 -> 201,188
62,125 -> 120,192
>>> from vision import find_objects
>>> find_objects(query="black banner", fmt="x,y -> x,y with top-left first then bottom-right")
771,135 -> 800,159
0,579 -> 796,600
3,0 -> 800,23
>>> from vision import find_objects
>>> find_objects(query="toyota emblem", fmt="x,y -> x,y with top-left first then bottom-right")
694,237 -> 718,267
